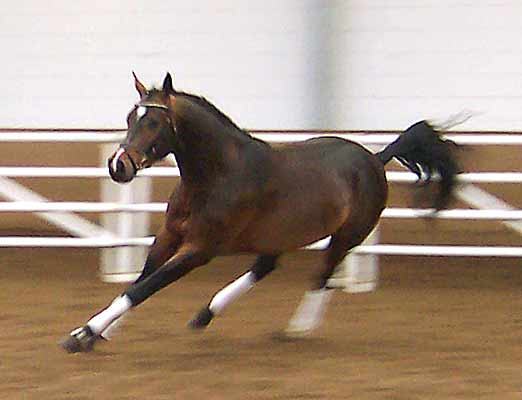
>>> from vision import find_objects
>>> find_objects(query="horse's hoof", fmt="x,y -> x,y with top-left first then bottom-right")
60,326 -> 98,353
188,306 -> 214,330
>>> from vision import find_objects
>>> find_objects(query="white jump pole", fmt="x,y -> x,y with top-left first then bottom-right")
99,144 -> 152,283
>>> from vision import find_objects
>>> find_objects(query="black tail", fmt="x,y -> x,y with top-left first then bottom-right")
376,120 -> 459,210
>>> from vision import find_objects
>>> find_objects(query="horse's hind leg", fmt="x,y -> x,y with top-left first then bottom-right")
286,226 -> 371,337
188,254 -> 280,329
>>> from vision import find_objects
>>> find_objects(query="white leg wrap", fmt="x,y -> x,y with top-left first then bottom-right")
286,289 -> 333,336
209,271 -> 255,316
87,295 -> 132,335
100,314 -> 127,340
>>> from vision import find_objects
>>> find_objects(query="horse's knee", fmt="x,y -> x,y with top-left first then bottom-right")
135,228 -> 183,283
251,255 -> 279,281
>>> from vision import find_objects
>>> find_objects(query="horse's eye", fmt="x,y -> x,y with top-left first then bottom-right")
148,120 -> 159,129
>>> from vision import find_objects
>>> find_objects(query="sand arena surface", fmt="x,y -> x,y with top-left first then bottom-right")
1,248 -> 521,399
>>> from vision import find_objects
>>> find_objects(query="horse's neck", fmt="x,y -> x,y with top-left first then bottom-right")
172,115 -> 249,185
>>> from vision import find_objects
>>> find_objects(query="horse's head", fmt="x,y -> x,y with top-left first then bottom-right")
108,72 -> 177,183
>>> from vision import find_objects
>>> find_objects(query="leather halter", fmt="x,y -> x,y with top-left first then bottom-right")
135,101 -> 177,133
136,102 -> 169,111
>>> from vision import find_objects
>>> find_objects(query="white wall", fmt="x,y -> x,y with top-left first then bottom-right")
1,0 -> 320,129
325,1 -> 522,131
2,1 -> 522,131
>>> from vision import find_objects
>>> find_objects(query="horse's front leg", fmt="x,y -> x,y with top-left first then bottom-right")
95,227 -> 182,341
62,247 -> 208,353
123,246 -> 210,306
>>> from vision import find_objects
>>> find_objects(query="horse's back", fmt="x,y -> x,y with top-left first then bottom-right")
235,137 -> 388,253
273,137 -> 386,192
273,136 -> 368,157
273,136 -> 379,172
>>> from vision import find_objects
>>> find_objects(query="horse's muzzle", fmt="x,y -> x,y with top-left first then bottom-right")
108,148 -> 138,183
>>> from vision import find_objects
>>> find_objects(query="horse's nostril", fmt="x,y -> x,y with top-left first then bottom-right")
108,152 -> 136,183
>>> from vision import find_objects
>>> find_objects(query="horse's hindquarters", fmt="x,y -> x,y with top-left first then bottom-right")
240,140 -> 387,254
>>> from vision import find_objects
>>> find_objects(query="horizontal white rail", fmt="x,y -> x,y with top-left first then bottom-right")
0,236 -> 520,256
1,131 -> 522,145
0,201 -> 168,212
0,236 -> 153,247
359,245 -> 522,257
386,171 -> 522,184
1,202 -> 522,221
0,167 -> 115,178
0,167 -> 520,183
0,132 -> 125,143
255,133 -> 522,146
383,208 -> 522,220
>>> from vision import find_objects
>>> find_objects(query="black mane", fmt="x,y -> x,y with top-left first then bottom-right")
145,87 -> 259,142
175,91 -> 254,139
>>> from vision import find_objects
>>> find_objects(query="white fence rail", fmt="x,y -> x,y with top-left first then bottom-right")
0,167 -> 521,184
1,202 -> 522,221
2,129 -> 522,145
0,236 -> 521,257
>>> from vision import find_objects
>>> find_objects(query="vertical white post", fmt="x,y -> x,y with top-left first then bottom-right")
326,226 -> 380,293
309,3 -> 380,294
342,226 -> 380,293
99,144 -> 152,283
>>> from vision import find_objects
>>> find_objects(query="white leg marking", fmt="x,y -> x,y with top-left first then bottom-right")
286,289 -> 333,337
100,315 -> 127,340
209,272 -> 255,316
111,147 -> 126,173
86,295 -> 132,335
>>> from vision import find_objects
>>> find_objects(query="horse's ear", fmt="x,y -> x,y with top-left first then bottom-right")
132,71 -> 147,98
162,72 -> 175,94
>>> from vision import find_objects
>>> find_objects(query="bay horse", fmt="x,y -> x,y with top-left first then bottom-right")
61,72 -> 458,353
